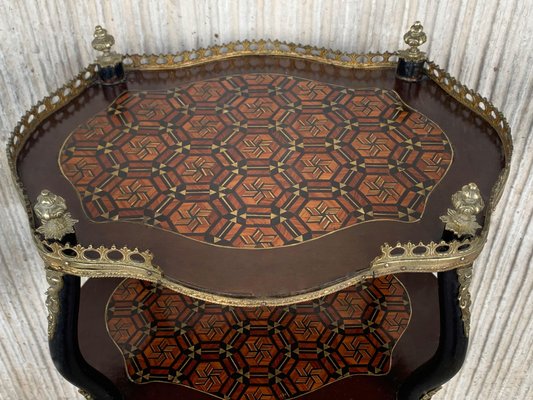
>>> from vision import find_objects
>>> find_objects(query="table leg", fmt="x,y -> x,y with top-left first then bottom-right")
396,266 -> 471,400
46,269 -> 122,400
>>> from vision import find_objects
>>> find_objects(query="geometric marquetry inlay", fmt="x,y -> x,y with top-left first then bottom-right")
106,275 -> 411,399
60,73 -> 452,248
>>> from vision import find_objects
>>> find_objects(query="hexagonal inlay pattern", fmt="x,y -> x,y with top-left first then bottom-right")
107,275 -> 411,399
60,73 -> 452,248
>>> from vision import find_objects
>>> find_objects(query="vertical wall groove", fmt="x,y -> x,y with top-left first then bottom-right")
0,1 -> 531,398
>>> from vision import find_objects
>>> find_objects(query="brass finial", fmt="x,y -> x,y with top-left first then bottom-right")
399,21 -> 427,62
34,190 -> 78,240
440,183 -> 485,236
92,25 -> 122,67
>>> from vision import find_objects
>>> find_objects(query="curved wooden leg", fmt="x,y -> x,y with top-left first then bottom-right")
46,269 -> 122,400
397,266 -> 471,400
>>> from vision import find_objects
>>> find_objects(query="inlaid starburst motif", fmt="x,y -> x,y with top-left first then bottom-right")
181,157 -> 216,182
300,200 -> 343,231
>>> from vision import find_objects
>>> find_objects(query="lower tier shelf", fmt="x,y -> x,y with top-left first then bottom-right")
79,273 -> 439,399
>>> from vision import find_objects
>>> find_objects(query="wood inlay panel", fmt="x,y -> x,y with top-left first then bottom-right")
106,275 -> 411,399
60,73 -> 452,248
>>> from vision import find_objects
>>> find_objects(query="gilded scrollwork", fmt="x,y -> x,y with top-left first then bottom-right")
37,240 -> 163,282
457,266 -> 473,337
45,269 -> 64,339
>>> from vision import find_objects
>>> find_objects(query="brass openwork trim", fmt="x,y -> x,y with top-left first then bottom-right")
37,240 -> 162,282
35,234 -> 482,307
45,269 -> 64,339
425,61 -> 512,209
371,236 -> 484,276
6,64 -> 97,228
457,266 -> 473,337
121,39 -> 398,70
6,41 -> 512,307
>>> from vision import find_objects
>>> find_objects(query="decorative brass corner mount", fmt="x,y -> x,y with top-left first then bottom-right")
34,190 -> 78,241
399,21 -> 427,62
440,183 -> 485,236
92,25 -> 122,67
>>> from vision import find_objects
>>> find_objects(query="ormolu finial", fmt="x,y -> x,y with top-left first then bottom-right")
399,21 -> 427,62
34,190 -> 78,240
92,25 -> 122,67
440,183 -> 485,236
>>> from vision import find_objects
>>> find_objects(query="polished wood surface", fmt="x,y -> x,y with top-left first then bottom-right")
17,56 -> 505,299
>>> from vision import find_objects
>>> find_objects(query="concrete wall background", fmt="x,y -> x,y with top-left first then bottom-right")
0,1 -> 531,398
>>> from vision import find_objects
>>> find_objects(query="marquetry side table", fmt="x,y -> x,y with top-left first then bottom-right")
7,22 -> 511,400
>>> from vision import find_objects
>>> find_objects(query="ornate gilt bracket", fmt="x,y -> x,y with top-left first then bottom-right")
34,190 -> 78,241
438,183 -> 482,337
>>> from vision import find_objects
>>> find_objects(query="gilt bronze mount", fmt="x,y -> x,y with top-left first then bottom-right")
440,183 -> 485,237
34,190 -> 78,241
396,21 -> 428,82
92,25 -> 124,84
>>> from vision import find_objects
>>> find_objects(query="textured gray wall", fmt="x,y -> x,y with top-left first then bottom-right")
0,1 -> 531,399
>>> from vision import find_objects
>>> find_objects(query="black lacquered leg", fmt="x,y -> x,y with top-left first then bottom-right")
48,273 -> 122,399
397,267 -> 470,400
46,231 -> 121,399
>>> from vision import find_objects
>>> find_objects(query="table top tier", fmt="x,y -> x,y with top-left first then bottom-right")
59,73 -> 452,248
16,55 -> 507,303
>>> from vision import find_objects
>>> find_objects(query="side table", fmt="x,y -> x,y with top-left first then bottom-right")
7,22 -> 511,400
